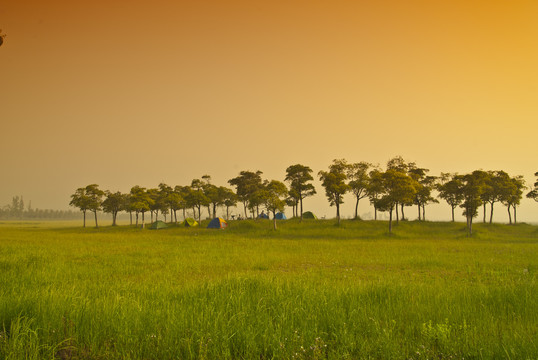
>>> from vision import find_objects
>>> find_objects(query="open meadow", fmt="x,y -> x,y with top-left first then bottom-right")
0,219 -> 537,359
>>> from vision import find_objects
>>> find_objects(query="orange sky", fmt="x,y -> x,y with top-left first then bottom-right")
1,0 -> 537,221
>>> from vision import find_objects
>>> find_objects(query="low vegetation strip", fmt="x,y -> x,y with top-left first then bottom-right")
0,220 -> 537,359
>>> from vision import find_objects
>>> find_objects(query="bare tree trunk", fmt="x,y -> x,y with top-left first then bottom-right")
451,206 -> 455,222
422,205 -> 425,221
151,212 -> 154,223
83,210 -> 86,228
469,216 -> 473,236
142,212 -> 145,229
483,203 -> 487,223
507,205 -> 512,224
336,202 -> 341,225
94,211 -> 98,228
112,212 -> 117,226
489,202 -> 494,224
374,206 -> 377,220
300,198 -> 304,221
136,212 -> 139,226
514,205 -> 517,224
129,212 -> 132,225
388,207 -> 393,234
401,203 -> 405,221
417,204 -> 421,221
273,211 -> 277,230
395,202 -> 399,223
354,197 -> 359,220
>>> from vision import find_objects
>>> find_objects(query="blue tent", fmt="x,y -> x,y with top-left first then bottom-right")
275,212 -> 287,220
257,212 -> 269,219
207,217 -> 228,229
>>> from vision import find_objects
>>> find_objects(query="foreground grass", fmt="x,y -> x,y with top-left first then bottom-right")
0,219 -> 537,359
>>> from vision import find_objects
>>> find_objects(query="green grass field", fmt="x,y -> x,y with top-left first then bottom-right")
0,219 -> 537,359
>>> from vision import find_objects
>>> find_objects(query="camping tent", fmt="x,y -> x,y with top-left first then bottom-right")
302,211 -> 317,219
207,217 -> 228,229
182,218 -> 199,227
275,212 -> 287,220
257,212 -> 269,219
149,220 -> 168,230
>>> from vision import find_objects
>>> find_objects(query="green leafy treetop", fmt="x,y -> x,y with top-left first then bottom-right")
526,172 -> 538,203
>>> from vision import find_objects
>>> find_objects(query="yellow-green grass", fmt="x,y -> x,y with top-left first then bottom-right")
1,219 -> 537,359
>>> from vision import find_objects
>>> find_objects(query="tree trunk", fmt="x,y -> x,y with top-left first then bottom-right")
129,211 -> 132,226
451,205 -> 455,222
336,202 -> 341,226
174,210 -> 178,223
142,211 -> 145,229
374,206 -> 377,220
483,203 -> 487,223
151,212 -> 154,223
183,208 -> 186,220
243,202 -> 248,218
417,204 -> 421,221
354,197 -> 359,220
395,202 -> 399,223
300,197 -> 304,221
507,205 -> 512,224
94,211 -> 98,228
468,216 -> 473,236
388,207 -> 393,234
514,205 -> 517,224
401,203 -> 405,221
226,206 -> 230,220
136,212 -> 139,226
164,213 -> 167,222
213,204 -> 217,219
112,211 -> 117,226
273,211 -> 277,230
422,205 -> 425,221
489,202 -> 494,224
83,210 -> 86,228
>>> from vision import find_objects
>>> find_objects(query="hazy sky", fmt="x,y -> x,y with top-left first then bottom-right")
1,0 -> 537,222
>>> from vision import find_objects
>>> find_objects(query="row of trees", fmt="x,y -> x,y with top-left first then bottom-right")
70,157 -> 537,234
0,196 -> 79,220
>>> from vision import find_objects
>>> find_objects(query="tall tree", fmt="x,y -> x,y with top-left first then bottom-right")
386,156 -> 410,220
502,175 -> 525,224
408,166 -> 437,221
189,179 -> 210,223
102,191 -> 125,226
347,162 -> 371,220
263,180 -> 288,230
437,173 -> 464,222
158,183 -> 174,222
460,171 -> 488,235
69,187 -> 90,227
284,164 -> 316,221
85,184 -> 105,228
318,159 -> 349,225
130,186 -> 153,228
366,168 -> 384,220
228,170 -> 264,218
375,169 -> 417,233
220,187 -> 238,220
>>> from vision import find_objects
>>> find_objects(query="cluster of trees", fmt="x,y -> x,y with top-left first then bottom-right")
318,157 -> 530,234
0,196 -> 79,220
69,157 -> 537,234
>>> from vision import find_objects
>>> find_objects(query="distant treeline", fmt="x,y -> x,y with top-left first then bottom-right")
0,196 -> 79,220
69,156 -> 538,235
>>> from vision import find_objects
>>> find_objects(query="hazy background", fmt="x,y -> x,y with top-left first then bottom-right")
1,0 -> 537,222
